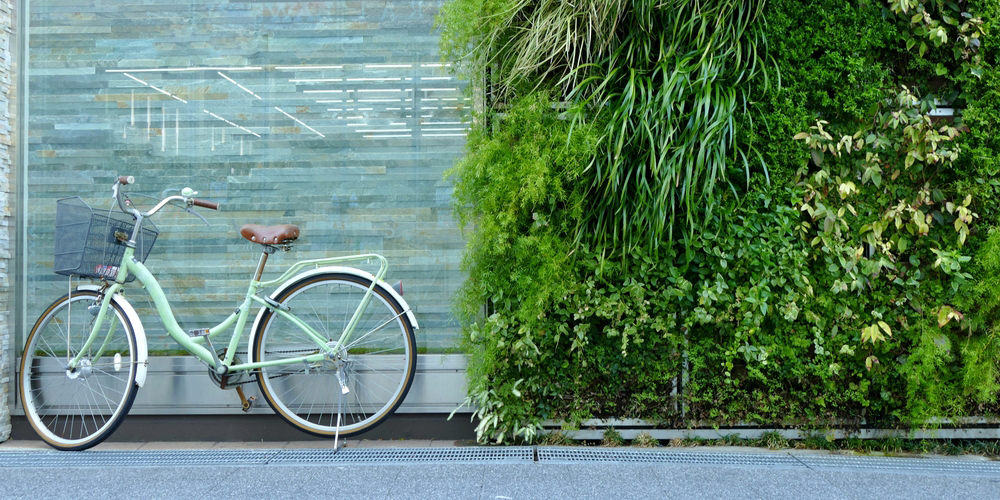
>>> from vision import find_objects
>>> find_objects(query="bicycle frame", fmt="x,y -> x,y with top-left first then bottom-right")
69,237 -> 391,375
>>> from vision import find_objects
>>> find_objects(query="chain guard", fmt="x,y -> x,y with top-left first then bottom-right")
208,352 -> 255,389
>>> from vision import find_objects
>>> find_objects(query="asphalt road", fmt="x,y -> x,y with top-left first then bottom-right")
1,445 -> 998,499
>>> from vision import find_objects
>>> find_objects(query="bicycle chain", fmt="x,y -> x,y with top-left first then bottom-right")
215,369 -> 304,389
215,354 -> 321,387
219,373 -> 260,387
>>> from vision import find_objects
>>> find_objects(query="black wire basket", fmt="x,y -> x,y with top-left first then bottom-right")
53,197 -> 158,283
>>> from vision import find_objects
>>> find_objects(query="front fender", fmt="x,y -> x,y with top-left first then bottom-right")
77,285 -> 149,387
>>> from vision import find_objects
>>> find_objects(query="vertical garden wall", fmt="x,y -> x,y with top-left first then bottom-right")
439,0 -> 1000,442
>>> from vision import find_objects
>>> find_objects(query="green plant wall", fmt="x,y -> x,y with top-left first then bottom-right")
440,0 -> 1000,443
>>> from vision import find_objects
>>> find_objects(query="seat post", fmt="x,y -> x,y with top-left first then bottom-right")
253,245 -> 276,281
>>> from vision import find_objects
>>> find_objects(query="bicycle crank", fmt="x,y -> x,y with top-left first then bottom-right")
208,350 -> 252,389
235,386 -> 257,412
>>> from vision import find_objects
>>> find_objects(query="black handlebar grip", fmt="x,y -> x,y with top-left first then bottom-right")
191,199 -> 220,210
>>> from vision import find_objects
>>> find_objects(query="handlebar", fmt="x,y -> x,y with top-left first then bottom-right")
114,175 -> 219,218
190,198 -> 219,210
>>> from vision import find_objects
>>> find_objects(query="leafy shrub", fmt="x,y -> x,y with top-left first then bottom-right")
441,0 -> 1000,443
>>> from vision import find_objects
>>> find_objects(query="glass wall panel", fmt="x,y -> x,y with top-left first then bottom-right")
23,1 -> 468,354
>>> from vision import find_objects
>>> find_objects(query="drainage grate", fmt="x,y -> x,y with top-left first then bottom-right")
797,455 -> 1000,475
0,450 -> 278,468
536,448 -> 1000,476
0,447 -> 535,468
2,447 -> 998,475
537,448 -> 800,467
272,447 -> 536,465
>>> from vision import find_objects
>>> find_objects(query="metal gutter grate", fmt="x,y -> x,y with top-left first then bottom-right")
0,447 -> 535,468
0,450 -> 279,468
796,455 -> 1000,475
271,447 -> 535,464
537,448 -> 800,467
2,447 -> 998,476
537,448 -> 1000,476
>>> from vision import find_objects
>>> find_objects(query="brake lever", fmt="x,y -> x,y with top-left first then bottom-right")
112,183 -> 131,210
186,206 -> 210,226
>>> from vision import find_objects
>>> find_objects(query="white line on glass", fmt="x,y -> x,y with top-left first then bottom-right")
274,106 -> 326,138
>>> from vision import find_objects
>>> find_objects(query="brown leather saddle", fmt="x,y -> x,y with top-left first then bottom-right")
240,224 -> 300,245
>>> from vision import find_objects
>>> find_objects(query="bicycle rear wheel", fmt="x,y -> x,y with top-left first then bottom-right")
252,273 -> 416,437
19,290 -> 140,450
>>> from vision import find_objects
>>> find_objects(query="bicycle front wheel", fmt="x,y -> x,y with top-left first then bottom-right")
252,273 -> 416,437
19,290 -> 140,450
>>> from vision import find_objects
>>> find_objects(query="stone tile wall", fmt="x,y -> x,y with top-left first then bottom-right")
18,1 -> 469,417
0,0 -> 470,426
25,1 -> 468,354
0,0 -> 13,442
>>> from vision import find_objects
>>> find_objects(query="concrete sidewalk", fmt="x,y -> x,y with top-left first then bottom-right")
2,441 -> 999,500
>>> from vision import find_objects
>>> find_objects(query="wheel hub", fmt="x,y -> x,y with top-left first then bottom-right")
66,359 -> 93,380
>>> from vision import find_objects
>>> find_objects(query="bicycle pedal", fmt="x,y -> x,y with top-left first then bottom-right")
236,386 -> 256,412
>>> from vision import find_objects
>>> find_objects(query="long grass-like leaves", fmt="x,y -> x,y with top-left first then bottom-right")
440,0 -> 773,256
560,0 -> 771,254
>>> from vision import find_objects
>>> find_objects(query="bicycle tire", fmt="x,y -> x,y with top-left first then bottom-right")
19,290 -> 140,451
252,273 -> 417,437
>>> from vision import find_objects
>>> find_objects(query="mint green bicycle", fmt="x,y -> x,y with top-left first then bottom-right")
19,176 -> 418,451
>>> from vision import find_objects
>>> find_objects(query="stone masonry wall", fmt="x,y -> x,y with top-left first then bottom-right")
0,0 -> 13,443
25,1 -> 469,355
